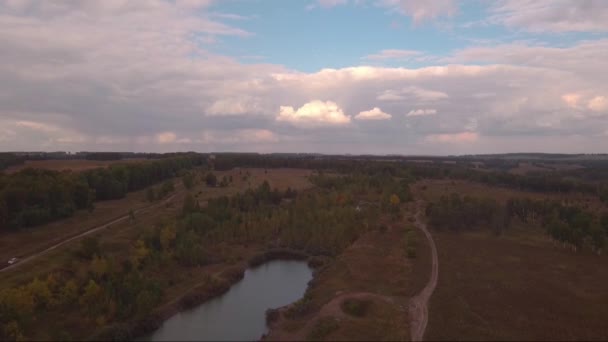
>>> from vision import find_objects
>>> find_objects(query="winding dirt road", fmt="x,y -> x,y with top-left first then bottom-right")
409,202 -> 439,341
0,193 -> 178,273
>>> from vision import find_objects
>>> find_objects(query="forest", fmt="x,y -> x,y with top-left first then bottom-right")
0,153 -> 206,231
0,169 -> 411,340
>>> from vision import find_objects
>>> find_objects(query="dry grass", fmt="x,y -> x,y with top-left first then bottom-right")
266,219 -> 412,341
426,230 -> 608,341
411,180 -> 608,340
3,158 -> 149,174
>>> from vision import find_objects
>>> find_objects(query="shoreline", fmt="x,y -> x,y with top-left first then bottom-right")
89,248 -> 315,341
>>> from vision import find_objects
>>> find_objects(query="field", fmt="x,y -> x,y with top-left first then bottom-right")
411,179 -> 608,340
2,158 -> 148,174
265,206 -> 417,341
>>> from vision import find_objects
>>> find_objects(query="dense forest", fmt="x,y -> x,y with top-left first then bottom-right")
426,193 -> 608,252
0,153 -> 206,231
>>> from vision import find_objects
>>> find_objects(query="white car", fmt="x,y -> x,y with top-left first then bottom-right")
7,257 -> 18,265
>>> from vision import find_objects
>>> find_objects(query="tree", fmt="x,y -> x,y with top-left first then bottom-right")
60,280 -> 79,306
182,193 -> 197,215
78,236 -> 101,260
90,255 -> 108,279
160,225 -> 176,251
182,172 -> 195,189
205,173 -> 217,187
80,279 -> 103,314
146,187 -> 156,202
26,277 -> 52,309
131,240 -> 150,269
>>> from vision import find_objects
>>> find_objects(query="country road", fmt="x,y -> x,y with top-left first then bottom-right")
409,202 -> 439,342
0,192 -> 178,273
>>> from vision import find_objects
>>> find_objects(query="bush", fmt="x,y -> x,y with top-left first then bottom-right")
307,317 -> 339,341
265,308 -> 280,324
340,298 -> 371,317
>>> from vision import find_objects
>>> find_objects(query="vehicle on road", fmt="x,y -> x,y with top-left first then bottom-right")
7,257 -> 19,265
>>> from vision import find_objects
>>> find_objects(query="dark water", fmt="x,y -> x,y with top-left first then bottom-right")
146,260 -> 312,341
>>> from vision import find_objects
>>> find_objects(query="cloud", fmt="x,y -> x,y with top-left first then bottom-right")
277,101 -> 351,126
426,132 -> 479,143
407,109 -> 437,116
355,107 -> 392,120
588,96 -> 607,112
490,0 -> 608,32
562,93 -> 582,108
364,49 -> 422,61
378,86 -> 448,102
156,132 -> 177,144
377,0 -> 458,24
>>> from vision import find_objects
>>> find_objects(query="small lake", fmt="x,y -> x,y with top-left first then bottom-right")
146,260 -> 313,341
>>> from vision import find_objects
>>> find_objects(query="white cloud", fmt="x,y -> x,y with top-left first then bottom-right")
378,86 -> 448,102
277,100 -> 351,126
364,49 -> 422,61
588,96 -> 607,112
206,96 -> 264,115
407,109 -> 437,116
490,0 -> 608,32
426,132 -> 479,143
377,0 -> 458,24
562,93 -> 582,108
156,132 -> 177,144
355,107 -> 392,120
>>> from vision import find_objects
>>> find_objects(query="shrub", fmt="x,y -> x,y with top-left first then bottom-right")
340,298 -> 371,317
307,317 -> 339,341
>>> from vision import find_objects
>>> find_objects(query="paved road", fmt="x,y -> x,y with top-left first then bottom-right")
0,193 -> 178,273
409,201 -> 439,342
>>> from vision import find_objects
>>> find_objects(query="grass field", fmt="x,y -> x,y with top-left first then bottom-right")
266,208 -> 415,341
426,230 -> 608,340
3,158 -> 149,174
410,180 -> 608,340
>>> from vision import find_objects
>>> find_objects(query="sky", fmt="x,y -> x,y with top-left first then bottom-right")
1,0 -> 608,155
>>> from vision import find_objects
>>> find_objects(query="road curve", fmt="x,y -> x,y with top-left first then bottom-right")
0,193 -> 178,273
409,201 -> 439,342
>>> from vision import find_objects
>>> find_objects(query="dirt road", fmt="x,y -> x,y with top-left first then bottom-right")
0,193 -> 178,273
409,202 -> 439,341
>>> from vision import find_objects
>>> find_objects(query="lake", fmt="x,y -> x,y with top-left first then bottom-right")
146,260 -> 312,341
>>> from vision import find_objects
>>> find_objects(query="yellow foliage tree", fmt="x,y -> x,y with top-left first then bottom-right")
80,279 -> 102,310
390,194 -> 400,206
160,225 -> 177,251
90,255 -> 108,279
60,280 -> 79,306
26,277 -> 52,309
131,239 -> 150,269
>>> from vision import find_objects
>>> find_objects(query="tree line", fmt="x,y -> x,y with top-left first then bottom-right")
426,193 -> 608,252
0,154 -> 205,231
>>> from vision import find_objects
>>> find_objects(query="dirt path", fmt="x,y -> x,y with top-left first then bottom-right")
0,192 -> 179,273
409,201 -> 439,341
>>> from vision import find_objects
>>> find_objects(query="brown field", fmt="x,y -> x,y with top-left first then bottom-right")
411,180 -> 608,340
0,168 -> 313,286
3,158 -> 148,174
266,210 -> 415,341
426,230 -> 608,340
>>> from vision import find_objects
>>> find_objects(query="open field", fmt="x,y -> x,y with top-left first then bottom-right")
266,209 -> 415,341
3,158 -> 149,174
410,180 -> 608,340
426,230 -> 608,340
